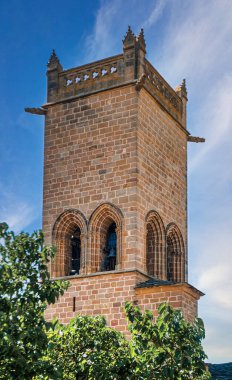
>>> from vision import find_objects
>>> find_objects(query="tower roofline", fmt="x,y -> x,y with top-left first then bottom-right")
44,28 -> 186,128
61,53 -> 124,76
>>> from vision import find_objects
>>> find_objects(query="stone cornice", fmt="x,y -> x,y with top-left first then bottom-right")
135,281 -> 204,298
50,268 -> 151,281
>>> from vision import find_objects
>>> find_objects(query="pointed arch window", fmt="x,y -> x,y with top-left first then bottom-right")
70,227 -> 81,275
52,209 -> 87,278
166,224 -> 185,283
88,203 -> 123,273
167,235 -> 175,281
146,223 -> 155,276
145,211 -> 165,279
102,222 -> 117,271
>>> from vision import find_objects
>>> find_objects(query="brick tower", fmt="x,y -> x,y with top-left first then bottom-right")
28,27 -> 203,329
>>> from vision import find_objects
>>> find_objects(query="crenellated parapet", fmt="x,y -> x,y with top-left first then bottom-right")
142,59 -> 184,126
45,27 -> 187,128
58,54 -> 125,101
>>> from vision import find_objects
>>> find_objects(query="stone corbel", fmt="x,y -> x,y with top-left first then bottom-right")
24,107 -> 47,115
187,136 -> 205,143
135,73 -> 146,91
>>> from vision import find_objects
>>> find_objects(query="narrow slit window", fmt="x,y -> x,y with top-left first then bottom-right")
70,227 -> 81,275
167,236 -> 175,281
103,222 -> 117,271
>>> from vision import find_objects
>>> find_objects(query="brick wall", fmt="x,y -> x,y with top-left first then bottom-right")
136,89 -> 188,279
43,86 -> 141,274
135,284 -> 198,323
45,270 -> 200,332
43,85 -> 187,280
45,270 -> 147,331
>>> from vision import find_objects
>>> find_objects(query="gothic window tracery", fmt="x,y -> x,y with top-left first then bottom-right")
145,211 -> 165,279
52,209 -> 87,278
167,235 -> 175,281
166,224 -> 185,282
102,222 -> 117,271
70,227 -> 81,275
146,223 -> 155,276
88,203 -> 123,273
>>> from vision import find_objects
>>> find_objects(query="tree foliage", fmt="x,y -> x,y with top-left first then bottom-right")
42,303 -> 210,379
0,223 -> 210,379
45,315 -> 131,380
0,223 -> 69,380
125,302 -> 210,380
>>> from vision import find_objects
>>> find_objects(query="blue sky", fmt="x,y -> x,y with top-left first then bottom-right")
1,0 -> 232,363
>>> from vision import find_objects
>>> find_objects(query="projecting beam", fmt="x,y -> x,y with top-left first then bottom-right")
187,136 -> 205,143
24,107 -> 46,115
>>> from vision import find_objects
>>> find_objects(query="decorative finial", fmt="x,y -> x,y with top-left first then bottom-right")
47,49 -> 61,68
175,78 -> 187,99
123,26 -> 136,48
181,78 -> 187,94
137,28 -> 146,53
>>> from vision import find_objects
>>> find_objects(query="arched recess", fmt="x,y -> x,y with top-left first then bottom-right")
166,223 -> 185,282
88,203 -> 123,273
52,209 -> 87,277
145,211 -> 165,279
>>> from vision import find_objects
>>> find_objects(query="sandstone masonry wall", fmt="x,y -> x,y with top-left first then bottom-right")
40,27 -> 202,330
43,86 -> 140,271
136,89 -> 188,277
45,270 -> 199,331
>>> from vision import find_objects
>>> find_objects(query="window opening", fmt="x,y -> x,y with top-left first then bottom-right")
146,224 -> 155,276
103,222 -> 117,271
70,227 -> 81,275
167,236 -> 175,281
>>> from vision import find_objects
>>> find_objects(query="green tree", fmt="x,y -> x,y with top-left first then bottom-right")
0,223 -> 210,380
45,303 -> 210,380
46,315 -> 132,380
0,223 -> 69,380
126,302 -> 210,380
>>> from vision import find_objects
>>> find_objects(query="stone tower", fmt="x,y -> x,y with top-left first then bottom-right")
27,28 -> 203,329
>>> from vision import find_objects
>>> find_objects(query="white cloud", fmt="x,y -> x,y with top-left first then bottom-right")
142,0 -> 167,29
199,299 -> 232,363
189,217 -> 232,362
85,0 -> 120,62
0,184 -> 35,233
1,202 -> 35,233
196,235 -> 232,311
84,0 -> 166,63
1,204 -> 35,233
158,0 -> 232,86
153,1 -> 232,176
189,73 -> 232,171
